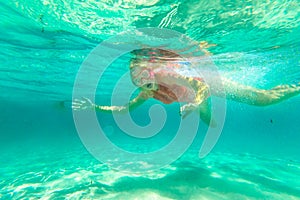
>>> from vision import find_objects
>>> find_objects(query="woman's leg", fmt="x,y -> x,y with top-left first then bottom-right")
214,78 -> 300,106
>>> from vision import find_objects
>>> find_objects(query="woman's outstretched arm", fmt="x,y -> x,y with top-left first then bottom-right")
211,78 -> 300,106
72,92 -> 149,113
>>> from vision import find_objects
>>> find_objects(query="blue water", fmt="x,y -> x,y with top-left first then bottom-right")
1,0 -> 300,199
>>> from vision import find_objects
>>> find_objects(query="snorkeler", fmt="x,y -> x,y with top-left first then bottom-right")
72,48 -> 300,126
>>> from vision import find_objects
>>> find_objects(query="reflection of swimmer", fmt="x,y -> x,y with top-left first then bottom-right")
73,48 -> 300,126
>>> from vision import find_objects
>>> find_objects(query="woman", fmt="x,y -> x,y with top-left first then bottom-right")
72,48 -> 300,126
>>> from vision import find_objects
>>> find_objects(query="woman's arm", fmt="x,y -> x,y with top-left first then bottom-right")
72,92 -> 149,113
211,78 -> 300,106
180,77 -> 210,118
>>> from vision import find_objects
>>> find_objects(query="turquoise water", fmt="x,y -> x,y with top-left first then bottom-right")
1,0 -> 300,199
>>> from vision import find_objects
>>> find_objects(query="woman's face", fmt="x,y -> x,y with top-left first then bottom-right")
130,66 -> 158,91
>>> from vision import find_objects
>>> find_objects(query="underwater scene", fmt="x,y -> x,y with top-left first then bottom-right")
1,0 -> 300,199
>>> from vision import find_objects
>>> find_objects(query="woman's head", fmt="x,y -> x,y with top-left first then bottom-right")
129,48 -> 183,91
130,60 -> 158,91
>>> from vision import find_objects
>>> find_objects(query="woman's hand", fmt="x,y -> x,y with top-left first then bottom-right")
180,103 -> 198,118
72,97 -> 95,110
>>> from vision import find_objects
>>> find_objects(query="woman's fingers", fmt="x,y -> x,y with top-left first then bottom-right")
75,98 -> 88,104
82,97 -> 92,103
72,97 -> 94,110
180,103 -> 198,118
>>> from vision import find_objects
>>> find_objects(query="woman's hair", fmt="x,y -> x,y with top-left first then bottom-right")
130,48 -> 183,69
